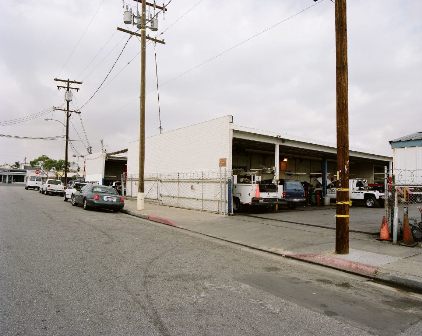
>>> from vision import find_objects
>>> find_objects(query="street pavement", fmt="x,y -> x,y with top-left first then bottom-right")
1,184 -> 422,335
123,199 -> 422,293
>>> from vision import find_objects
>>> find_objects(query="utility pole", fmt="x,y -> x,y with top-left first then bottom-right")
118,0 -> 166,210
53,78 -> 82,187
335,0 -> 350,254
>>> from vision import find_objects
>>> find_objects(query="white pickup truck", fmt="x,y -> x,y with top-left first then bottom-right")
40,179 -> 65,196
327,178 -> 384,208
232,172 -> 278,211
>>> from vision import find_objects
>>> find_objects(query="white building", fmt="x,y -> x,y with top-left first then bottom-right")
389,132 -> 422,185
126,116 -> 391,213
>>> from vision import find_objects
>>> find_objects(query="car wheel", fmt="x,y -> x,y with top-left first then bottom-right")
71,195 -> 77,206
25,186 -> 28,190
365,196 -> 376,208
83,199 -> 90,210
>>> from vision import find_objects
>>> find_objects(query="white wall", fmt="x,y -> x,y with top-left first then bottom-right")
84,152 -> 106,184
127,116 -> 233,175
393,146 -> 422,184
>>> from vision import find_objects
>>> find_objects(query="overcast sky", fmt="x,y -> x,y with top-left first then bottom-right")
0,0 -> 421,166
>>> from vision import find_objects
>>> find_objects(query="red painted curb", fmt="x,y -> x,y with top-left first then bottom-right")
147,215 -> 177,227
288,253 -> 378,277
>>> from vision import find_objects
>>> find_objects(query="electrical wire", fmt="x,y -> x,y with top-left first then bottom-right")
158,0 -> 202,36
0,134 -> 65,140
0,106 -> 62,126
77,113 -> 92,154
161,0 -> 325,87
153,42 -> 163,133
77,30 -> 119,80
60,0 -> 106,74
78,35 -> 133,110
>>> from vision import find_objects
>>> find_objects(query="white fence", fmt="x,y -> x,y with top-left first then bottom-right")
124,170 -> 231,214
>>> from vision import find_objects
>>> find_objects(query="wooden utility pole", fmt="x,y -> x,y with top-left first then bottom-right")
53,78 -> 82,187
117,0 -> 166,210
335,0 -> 350,254
139,0 -> 147,210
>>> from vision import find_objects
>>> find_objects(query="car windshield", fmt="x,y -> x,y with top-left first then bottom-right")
30,176 -> 36,181
48,180 -> 62,185
92,186 -> 117,194
285,181 -> 303,190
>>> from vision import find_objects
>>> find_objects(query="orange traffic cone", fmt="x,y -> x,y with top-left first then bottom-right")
402,212 -> 414,245
255,185 -> 260,199
379,216 -> 390,241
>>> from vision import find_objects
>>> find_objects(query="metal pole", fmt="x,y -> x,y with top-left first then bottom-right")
224,168 -> 227,215
335,0 -> 350,254
393,187 -> 398,244
137,0 -> 147,210
201,171 -> 204,211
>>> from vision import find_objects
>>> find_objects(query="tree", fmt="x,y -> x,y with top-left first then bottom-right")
29,155 -> 68,178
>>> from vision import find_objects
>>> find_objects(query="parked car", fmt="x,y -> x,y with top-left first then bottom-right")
40,179 -> 65,196
71,184 -> 124,212
278,179 -> 306,209
64,181 -> 87,202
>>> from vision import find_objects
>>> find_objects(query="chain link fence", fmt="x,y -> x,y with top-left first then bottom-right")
386,169 -> 422,242
123,169 -> 231,214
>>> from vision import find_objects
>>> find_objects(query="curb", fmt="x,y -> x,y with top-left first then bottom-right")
122,209 -> 177,226
122,209 -> 422,294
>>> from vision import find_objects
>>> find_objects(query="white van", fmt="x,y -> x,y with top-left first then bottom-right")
25,174 -> 43,190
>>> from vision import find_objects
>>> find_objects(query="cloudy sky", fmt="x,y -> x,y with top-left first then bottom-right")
0,0 -> 421,166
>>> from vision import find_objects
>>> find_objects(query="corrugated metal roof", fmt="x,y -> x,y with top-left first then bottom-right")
390,132 -> 422,143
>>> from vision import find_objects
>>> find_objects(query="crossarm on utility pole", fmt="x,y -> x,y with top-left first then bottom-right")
117,27 -> 165,44
132,0 -> 168,11
54,78 -> 83,85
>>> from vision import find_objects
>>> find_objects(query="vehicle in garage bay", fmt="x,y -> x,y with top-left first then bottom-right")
232,171 -> 278,211
277,179 -> 306,209
71,184 -> 124,212
326,178 -> 385,208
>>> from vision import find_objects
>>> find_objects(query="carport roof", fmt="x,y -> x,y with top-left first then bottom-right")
233,125 -> 392,163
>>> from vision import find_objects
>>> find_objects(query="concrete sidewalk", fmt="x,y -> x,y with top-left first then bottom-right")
122,199 -> 422,293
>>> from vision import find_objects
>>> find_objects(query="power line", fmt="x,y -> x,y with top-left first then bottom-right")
161,0 -> 325,87
77,30 -> 118,80
102,0 -> 200,89
77,113 -> 92,154
159,0 -> 203,36
0,108 -> 52,126
153,42 -> 163,133
78,35 -> 133,110
0,134 -> 65,140
60,0 -> 106,74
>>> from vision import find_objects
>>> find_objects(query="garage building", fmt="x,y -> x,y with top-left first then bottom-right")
126,116 -> 391,213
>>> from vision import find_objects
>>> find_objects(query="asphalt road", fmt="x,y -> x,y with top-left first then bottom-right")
1,184 -> 422,336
